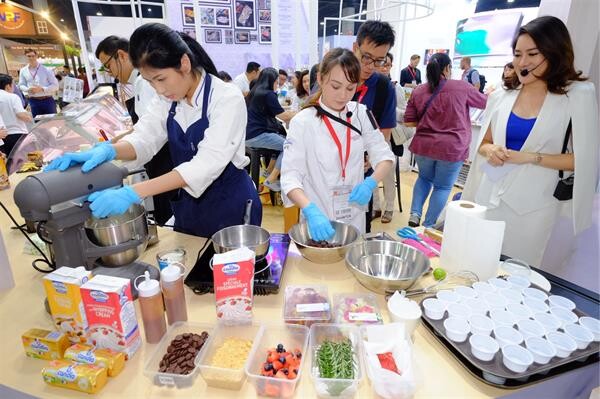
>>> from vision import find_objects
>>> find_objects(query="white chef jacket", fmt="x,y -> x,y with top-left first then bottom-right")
127,69 -> 159,119
123,69 -> 249,198
233,73 -> 250,94
281,100 -> 395,233
0,90 -> 28,136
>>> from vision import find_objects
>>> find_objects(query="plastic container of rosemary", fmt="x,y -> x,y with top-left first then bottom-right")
309,324 -> 362,398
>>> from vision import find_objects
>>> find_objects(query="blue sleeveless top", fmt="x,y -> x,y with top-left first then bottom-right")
506,112 -> 536,151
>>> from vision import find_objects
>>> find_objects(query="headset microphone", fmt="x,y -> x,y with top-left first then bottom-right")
520,60 -> 544,77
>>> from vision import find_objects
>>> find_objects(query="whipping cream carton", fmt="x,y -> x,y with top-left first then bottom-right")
43,266 -> 92,343
212,247 -> 255,323
80,275 -> 141,359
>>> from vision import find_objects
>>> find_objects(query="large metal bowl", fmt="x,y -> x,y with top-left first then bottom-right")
345,240 -> 430,294
288,221 -> 360,264
211,225 -> 270,260
84,203 -> 148,266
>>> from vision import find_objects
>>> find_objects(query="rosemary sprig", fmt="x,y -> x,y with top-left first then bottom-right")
316,338 -> 355,379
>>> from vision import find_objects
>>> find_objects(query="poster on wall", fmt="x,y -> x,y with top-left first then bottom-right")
257,0 -> 270,9
224,29 -> 233,44
216,7 -> 231,27
258,10 -> 271,23
424,49 -> 450,65
183,28 -> 196,39
205,29 -> 222,43
200,7 -> 216,26
202,0 -> 230,4
234,30 -> 250,43
259,25 -> 271,44
234,0 -> 255,29
181,4 -> 195,26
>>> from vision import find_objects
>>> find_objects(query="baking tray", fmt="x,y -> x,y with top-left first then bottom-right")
420,292 -> 600,388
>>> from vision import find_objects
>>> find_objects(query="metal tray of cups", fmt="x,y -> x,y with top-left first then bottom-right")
420,292 -> 600,388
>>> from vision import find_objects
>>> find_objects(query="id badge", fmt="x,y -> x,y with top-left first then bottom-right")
332,185 -> 353,223
411,79 -> 417,85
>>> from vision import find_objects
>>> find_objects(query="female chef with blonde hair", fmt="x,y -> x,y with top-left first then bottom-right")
281,48 -> 395,240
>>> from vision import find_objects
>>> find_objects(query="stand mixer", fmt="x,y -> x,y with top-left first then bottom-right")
13,162 -> 159,295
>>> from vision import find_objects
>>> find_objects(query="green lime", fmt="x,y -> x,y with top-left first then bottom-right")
433,268 -> 447,281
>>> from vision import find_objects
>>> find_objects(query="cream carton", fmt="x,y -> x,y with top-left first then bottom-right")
212,247 -> 255,323
80,275 -> 141,359
43,266 -> 92,343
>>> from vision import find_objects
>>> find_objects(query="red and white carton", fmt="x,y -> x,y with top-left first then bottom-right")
80,275 -> 141,359
212,247 -> 255,323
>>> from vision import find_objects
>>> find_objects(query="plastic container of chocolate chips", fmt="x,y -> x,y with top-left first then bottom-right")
143,321 -> 215,388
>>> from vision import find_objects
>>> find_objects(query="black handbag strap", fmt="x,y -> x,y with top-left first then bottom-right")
313,105 -> 362,135
419,78 -> 447,120
558,119 -> 572,179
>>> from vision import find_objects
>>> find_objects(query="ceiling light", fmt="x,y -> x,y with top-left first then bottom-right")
41,10 -> 49,19
60,32 -> 68,40
320,22 -> 324,25
507,0 -> 515,2
60,18 -> 64,22
96,11 -> 102,16
147,8 -> 151,12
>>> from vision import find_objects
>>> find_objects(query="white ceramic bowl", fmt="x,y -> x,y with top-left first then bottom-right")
546,331 -> 577,358
443,317 -> 470,343
548,295 -> 576,311
506,303 -> 533,321
517,319 -> 546,340
437,290 -> 460,305
469,314 -> 495,336
579,317 -> 600,341
501,344 -> 534,373
563,323 -> 593,350
549,306 -> 578,327
447,303 -> 471,319
488,278 -> 512,291
482,293 -> 508,310
494,326 -> 524,347
525,336 -> 556,365
423,298 -> 445,320
462,298 -> 488,316
473,281 -> 496,295
500,289 -> 523,305
454,286 -> 478,300
469,334 -> 499,361
534,312 -> 562,334
490,309 -> 516,328
523,297 -> 549,314
522,287 -> 548,301
507,275 -> 531,290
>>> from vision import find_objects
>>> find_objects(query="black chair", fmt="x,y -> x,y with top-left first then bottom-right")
245,146 -> 277,205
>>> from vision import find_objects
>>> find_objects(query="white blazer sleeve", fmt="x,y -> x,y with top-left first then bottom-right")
281,114 -> 308,200
358,106 -> 395,168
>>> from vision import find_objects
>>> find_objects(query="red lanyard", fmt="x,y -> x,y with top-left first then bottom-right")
322,113 -> 352,179
30,64 -> 41,81
356,85 -> 368,103
407,66 -> 416,80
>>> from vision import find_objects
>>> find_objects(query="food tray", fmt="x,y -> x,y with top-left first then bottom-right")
420,291 -> 600,388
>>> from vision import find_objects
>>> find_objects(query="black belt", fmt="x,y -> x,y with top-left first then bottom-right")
29,96 -> 53,101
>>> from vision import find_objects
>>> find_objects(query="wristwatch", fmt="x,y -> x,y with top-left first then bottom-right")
533,153 -> 543,164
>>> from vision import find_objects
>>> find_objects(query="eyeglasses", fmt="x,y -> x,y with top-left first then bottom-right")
26,54 -> 37,58
357,47 -> 387,67
101,52 -> 117,72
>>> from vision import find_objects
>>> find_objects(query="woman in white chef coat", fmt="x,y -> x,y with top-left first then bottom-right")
46,23 -> 261,237
281,48 -> 394,240
462,16 -> 598,268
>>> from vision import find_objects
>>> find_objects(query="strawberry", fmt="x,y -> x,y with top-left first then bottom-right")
275,370 -> 287,379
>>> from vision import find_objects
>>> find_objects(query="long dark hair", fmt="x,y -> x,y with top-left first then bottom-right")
296,70 -> 309,98
129,23 -> 218,77
507,16 -> 586,94
246,67 -> 278,105
426,52 -> 451,92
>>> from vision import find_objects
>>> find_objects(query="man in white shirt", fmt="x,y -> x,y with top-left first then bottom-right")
18,48 -> 58,117
0,74 -> 32,157
233,61 -> 260,96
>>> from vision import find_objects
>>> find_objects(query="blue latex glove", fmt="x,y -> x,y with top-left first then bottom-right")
348,176 -> 378,206
45,142 -> 116,173
88,185 -> 141,218
302,203 -> 335,241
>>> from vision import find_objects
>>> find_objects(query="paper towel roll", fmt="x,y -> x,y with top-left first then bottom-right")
440,200 -> 505,281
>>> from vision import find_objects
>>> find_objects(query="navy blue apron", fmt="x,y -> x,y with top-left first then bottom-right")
166,74 -> 262,237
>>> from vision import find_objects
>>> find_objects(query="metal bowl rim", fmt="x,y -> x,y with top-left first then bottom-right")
84,204 -> 146,231
288,221 -> 360,250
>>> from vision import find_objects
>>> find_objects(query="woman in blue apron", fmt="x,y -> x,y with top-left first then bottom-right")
46,23 -> 261,237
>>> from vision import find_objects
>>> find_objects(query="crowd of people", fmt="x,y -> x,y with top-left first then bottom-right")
23,15 -> 600,270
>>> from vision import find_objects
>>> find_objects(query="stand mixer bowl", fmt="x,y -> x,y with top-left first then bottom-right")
84,204 -> 149,266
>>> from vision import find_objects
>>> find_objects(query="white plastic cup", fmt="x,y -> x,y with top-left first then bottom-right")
490,309 -> 516,328
454,286 -> 478,300
501,344 -> 534,373
387,296 -> 422,338
473,281 -> 496,295
546,331 -> 577,358
493,326 -> 524,347
522,287 -> 549,301
563,323 -> 594,350
488,278 -> 512,291
500,289 -> 524,305
506,303 -> 533,321
423,298 -> 445,320
447,303 -> 471,319
525,336 -> 556,365
523,297 -> 549,314
469,314 -> 495,336
534,312 -> 562,334
548,295 -> 576,311
482,293 -> 508,310
437,290 -> 460,305
462,298 -> 488,316
579,317 -> 600,341
469,334 -> 499,361
549,306 -> 578,327
517,319 -> 545,340
507,275 -> 531,290
443,317 -> 470,343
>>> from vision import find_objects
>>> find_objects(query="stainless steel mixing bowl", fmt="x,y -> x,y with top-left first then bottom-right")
288,221 -> 360,264
84,203 -> 149,266
211,225 -> 271,260
345,240 -> 430,294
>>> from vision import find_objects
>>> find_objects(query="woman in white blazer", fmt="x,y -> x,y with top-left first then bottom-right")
462,16 -> 599,268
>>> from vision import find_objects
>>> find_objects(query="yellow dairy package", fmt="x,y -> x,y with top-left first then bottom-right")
64,344 -> 125,377
43,266 -> 92,343
42,359 -> 108,394
22,328 -> 70,360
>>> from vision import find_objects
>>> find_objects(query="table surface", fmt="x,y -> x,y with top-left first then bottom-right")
0,174 -> 560,399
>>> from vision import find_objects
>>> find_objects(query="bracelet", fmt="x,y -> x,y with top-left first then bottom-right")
533,152 -> 543,164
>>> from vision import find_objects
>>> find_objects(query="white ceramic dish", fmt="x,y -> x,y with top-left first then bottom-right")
501,344 -> 533,373
579,316 -> 600,341
423,298 -> 445,320
525,336 -> 556,365
548,295 -> 576,311
563,323 -> 593,350
546,331 -> 577,358
493,326 -> 523,347
443,317 -> 470,343
469,334 -> 499,362
469,314 -> 494,336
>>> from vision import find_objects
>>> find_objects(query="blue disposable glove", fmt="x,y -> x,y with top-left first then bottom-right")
348,176 -> 378,206
302,203 -> 335,241
45,142 -> 116,173
88,185 -> 141,218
